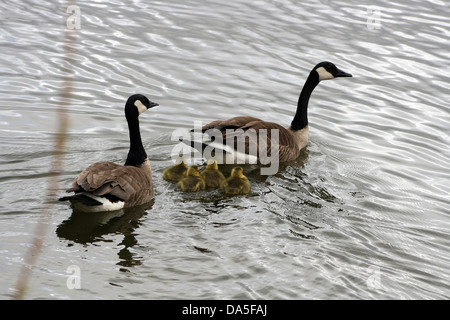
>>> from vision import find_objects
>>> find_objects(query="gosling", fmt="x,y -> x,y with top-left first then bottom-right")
221,167 -> 251,195
163,157 -> 188,182
177,166 -> 206,192
200,159 -> 226,189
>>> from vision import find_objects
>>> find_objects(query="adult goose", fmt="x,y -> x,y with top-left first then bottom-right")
183,61 -> 352,164
59,94 -> 159,212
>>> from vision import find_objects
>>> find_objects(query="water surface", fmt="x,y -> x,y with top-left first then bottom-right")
1,0 -> 449,299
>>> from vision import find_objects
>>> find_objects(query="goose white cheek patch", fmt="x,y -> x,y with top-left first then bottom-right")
316,66 -> 334,81
134,100 -> 147,114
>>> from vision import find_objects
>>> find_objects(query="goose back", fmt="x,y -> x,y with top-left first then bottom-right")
200,117 -> 308,163
66,159 -> 153,209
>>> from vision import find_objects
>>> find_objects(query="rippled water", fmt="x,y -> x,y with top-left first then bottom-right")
1,0 -> 449,299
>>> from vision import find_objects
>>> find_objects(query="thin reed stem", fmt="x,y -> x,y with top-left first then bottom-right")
12,12 -> 76,300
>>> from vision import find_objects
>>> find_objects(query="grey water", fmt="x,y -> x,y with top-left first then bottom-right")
1,0 -> 449,299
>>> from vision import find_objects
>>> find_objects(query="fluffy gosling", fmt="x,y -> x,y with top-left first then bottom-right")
200,159 -> 226,189
221,167 -> 251,195
163,157 -> 188,182
177,166 -> 206,192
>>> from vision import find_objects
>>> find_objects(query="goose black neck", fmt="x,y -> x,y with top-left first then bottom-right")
125,115 -> 147,166
290,71 -> 320,131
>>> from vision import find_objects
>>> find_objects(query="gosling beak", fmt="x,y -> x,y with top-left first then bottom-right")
335,68 -> 352,77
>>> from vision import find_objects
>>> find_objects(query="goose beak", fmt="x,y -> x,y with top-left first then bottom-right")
335,68 -> 352,77
147,101 -> 159,108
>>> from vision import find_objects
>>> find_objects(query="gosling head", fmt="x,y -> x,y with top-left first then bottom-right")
126,94 -> 159,117
205,159 -> 219,170
231,167 -> 244,178
313,61 -> 352,81
175,156 -> 187,167
187,166 -> 200,176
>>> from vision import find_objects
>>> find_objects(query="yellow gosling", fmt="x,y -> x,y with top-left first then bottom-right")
200,159 -> 226,189
163,157 -> 188,182
177,166 -> 206,192
221,167 -> 251,195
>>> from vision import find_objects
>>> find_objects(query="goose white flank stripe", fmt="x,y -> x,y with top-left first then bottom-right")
70,193 -> 125,212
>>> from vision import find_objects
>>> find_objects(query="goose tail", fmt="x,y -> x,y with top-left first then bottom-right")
59,193 -> 125,212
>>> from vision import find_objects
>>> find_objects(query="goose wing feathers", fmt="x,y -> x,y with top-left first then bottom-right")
200,116 -> 261,132
66,161 -> 153,204
201,117 -> 299,163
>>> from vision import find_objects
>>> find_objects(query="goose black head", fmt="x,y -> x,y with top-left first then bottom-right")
127,94 -> 159,116
313,61 -> 352,81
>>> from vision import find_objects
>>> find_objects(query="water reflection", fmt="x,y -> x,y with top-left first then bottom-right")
56,200 -> 154,267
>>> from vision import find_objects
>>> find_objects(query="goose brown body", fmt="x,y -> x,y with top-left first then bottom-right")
199,116 -> 309,163
65,159 -> 154,209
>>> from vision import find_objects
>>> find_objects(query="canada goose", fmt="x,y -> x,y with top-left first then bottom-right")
183,61 -> 352,164
221,167 -> 251,195
59,94 -> 158,212
177,166 -> 206,192
163,156 -> 188,182
200,159 -> 226,189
